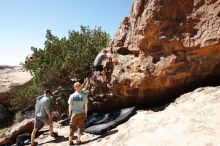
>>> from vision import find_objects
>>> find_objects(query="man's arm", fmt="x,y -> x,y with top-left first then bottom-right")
84,102 -> 88,118
44,99 -> 51,122
68,103 -> 72,119
44,99 -> 53,134
68,96 -> 72,119
84,94 -> 88,118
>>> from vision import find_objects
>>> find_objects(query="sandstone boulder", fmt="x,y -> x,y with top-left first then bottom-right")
89,0 -> 220,109
0,66 -> 32,104
0,118 -> 34,145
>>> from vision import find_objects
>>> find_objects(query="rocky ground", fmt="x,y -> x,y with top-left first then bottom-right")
29,86 -> 220,146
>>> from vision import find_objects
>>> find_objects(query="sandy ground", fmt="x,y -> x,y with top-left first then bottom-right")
32,86 -> 220,146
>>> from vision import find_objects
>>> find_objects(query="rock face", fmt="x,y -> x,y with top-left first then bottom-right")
105,0 -> 220,108
0,66 -> 32,104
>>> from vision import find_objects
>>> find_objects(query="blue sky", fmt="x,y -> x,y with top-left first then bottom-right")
0,0 -> 132,65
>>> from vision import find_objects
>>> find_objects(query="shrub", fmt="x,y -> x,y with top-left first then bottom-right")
0,104 -> 7,119
22,26 -> 110,113
10,83 -> 41,112
24,26 -> 110,87
14,111 -> 23,123
0,104 -> 12,126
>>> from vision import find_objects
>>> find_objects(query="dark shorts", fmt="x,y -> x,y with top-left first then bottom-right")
34,116 -> 49,129
94,65 -> 103,72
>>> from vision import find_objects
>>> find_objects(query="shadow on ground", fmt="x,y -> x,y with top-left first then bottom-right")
81,129 -> 118,145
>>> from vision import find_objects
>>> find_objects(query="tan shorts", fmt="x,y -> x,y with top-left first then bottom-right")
70,113 -> 86,135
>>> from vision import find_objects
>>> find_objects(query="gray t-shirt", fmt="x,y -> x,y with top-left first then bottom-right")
93,53 -> 107,66
68,91 -> 88,114
35,96 -> 50,117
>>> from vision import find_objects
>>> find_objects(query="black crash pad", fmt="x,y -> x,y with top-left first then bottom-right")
58,107 -> 136,135
84,107 -> 136,134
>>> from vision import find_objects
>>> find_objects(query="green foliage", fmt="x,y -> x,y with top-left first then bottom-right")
22,26 -> 110,113
0,104 -> 12,126
24,26 -> 110,88
0,104 -> 6,114
0,104 -> 7,119
14,111 -> 23,123
10,84 -> 41,112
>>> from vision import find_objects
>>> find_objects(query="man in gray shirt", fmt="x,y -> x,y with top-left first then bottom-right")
93,49 -> 108,82
31,89 -> 57,146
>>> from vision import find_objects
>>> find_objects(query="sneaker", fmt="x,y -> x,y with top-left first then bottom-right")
50,132 -> 59,138
76,140 -> 81,145
69,141 -> 74,146
31,141 -> 38,146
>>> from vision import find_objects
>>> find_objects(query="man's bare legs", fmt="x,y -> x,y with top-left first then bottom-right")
49,121 -> 53,136
31,128 -> 38,146
31,122 -> 54,146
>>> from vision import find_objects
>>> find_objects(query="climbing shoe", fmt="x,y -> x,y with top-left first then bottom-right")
50,132 -> 59,138
76,140 -> 81,145
69,141 -> 74,146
